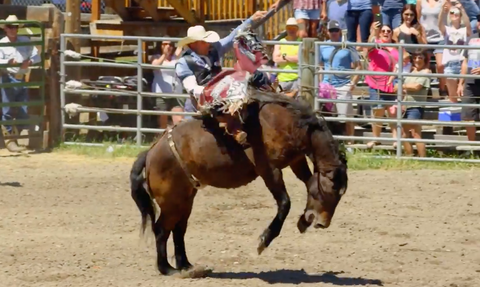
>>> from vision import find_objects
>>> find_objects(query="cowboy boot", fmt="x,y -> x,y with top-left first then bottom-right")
2,126 -> 26,153
226,118 -> 247,145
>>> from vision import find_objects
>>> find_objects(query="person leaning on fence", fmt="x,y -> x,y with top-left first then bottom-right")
318,20 -> 362,143
0,15 -> 41,153
457,18 -> 480,143
272,17 -> 301,97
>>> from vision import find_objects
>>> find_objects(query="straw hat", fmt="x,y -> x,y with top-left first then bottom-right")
177,25 -> 220,48
0,15 -> 23,28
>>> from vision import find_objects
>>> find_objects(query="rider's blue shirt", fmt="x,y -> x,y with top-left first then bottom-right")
175,17 -> 254,83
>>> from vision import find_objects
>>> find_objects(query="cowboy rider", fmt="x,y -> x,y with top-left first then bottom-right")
175,11 -> 270,144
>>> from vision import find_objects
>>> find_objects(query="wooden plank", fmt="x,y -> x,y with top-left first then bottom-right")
165,0 -> 200,24
104,0 -> 132,20
90,0 -> 101,22
125,7 -> 177,20
134,0 -> 162,21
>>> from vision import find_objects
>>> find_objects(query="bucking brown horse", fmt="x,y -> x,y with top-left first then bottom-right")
130,90 -> 348,276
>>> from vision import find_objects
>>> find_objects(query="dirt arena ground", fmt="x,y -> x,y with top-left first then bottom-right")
1,151 -> 479,287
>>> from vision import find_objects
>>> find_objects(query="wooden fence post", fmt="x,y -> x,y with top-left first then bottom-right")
300,37 -> 316,109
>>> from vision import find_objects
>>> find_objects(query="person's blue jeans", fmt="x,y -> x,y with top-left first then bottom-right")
1,74 -> 29,133
381,8 -> 402,29
470,18 -> 478,34
345,9 -> 373,43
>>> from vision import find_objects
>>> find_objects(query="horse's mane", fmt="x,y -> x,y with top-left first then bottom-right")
248,90 -> 348,166
248,90 -> 323,130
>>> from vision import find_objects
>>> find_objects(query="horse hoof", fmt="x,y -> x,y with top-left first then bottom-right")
257,234 -> 268,255
297,215 -> 311,234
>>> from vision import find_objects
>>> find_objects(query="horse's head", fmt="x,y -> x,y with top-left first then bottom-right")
298,128 -> 349,233
233,29 -> 269,73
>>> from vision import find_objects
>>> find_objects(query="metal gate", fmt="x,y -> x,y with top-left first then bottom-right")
0,20 -> 46,146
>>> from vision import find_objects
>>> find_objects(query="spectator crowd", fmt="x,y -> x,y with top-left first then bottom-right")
2,0 -> 480,157
147,0 -> 480,157
265,0 -> 480,157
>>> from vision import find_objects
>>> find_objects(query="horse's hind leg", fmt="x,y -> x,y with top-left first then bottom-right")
154,210 -> 179,275
172,196 -> 195,271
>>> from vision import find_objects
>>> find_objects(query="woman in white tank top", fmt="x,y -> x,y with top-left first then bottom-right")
417,0 -> 447,96
438,1 -> 471,102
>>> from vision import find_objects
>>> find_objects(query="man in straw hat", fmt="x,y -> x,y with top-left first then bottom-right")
174,10 -> 268,143
0,15 -> 41,152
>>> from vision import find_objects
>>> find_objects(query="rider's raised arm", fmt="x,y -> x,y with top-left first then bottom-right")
175,58 -> 204,96
213,11 -> 267,58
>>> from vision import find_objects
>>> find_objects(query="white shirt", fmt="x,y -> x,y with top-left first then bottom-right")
151,55 -> 183,94
0,35 -> 41,75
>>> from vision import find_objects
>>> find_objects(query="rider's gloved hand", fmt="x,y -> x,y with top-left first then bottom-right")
193,86 -> 205,100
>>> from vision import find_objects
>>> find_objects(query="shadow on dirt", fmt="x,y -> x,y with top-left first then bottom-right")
209,269 -> 383,285
0,182 -> 22,187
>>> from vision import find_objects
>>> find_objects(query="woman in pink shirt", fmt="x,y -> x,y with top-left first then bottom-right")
365,22 -> 409,149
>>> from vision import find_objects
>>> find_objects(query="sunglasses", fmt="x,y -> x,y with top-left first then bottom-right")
5,25 -> 18,29
381,29 -> 392,33
328,28 -> 340,33
403,13 -> 414,17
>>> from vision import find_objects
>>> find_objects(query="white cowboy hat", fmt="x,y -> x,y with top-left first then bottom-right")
286,18 -> 298,27
0,15 -> 23,28
177,25 -> 220,48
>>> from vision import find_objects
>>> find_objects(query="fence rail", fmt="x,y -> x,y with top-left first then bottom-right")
59,34 -> 480,162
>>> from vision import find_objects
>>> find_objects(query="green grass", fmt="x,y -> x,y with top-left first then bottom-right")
54,142 -> 480,171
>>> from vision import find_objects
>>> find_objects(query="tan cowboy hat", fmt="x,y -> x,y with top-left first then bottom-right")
177,25 -> 220,48
286,17 -> 298,27
0,15 -> 23,28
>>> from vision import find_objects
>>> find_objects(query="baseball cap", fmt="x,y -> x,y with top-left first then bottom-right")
327,20 -> 340,30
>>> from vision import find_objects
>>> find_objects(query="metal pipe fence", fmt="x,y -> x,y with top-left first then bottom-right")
59,34 -> 303,144
0,20 -> 46,142
59,34 -> 480,162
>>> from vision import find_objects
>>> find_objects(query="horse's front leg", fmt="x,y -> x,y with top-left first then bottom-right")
257,166 -> 291,255
289,157 -> 314,233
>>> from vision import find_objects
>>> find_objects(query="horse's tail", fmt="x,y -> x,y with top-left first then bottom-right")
130,149 -> 156,235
